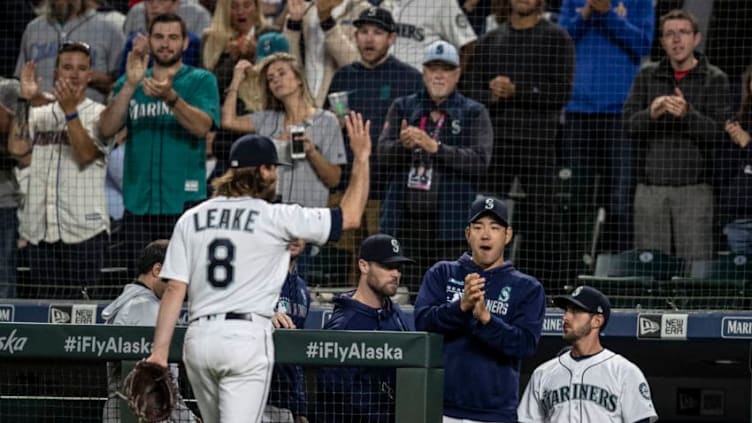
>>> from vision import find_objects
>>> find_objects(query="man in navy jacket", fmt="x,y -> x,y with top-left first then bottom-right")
414,196 -> 546,422
315,234 -> 414,423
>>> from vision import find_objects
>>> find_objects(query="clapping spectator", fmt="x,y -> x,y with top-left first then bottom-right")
720,65 -> 752,254
10,43 -> 109,299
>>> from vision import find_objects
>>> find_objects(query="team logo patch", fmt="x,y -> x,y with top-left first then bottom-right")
391,239 -> 400,253
499,286 -> 511,302
572,286 -> 583,297
484,198 -> 494,210
639,382 -> 651,400
455,13 -> 469,29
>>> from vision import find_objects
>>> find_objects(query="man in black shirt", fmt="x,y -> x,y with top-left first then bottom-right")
462,0 -> 574,285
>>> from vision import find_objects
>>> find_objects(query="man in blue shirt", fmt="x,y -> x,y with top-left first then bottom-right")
415,196 -> 546,422
316,234 -> 414,423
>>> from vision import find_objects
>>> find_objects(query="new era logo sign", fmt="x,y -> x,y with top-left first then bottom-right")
638,315 -> 661,338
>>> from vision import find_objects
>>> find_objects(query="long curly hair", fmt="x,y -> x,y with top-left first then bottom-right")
211,167 -> 275,200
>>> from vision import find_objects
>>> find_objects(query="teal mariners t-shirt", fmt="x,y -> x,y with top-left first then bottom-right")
113,65 -> 220,215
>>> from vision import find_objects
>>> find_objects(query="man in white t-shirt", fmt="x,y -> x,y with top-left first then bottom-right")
518,286 -> 658,423
145,112 -> 371,423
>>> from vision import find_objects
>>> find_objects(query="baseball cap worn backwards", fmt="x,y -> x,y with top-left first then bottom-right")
229,134 -> 289,168
553,286 -> 611,325
354,7 -> 396,33
422,40 -> 460,68
256,32 -> 290,63
468,196 -> 510,227
359,234 -> 415,265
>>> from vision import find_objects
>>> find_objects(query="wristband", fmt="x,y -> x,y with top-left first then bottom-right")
286,19 -> 302,31
65,111 -> 79,122
166,95 -> 179,108
319,16 -> 336,31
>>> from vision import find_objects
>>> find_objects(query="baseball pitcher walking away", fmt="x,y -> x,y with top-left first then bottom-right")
518,285 -> 658,423
144,111 -> 372,423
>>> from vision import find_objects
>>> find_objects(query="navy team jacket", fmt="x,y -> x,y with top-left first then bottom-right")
414,253 -> 546,422
315,291 -> 412,423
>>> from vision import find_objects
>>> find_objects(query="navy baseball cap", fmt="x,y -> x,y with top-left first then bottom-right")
553,286 -> 611,327
353,7 -> 396,33
256,32 -> 290,63
423,40 -> 460,68
229,134 -> 289,168
468,196 -> 510,227
359,234 -> 415,265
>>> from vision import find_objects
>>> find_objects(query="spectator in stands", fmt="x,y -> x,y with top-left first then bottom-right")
388,0 -> 477,70
9,42 -> 109,299
222,53 -> 346,207
623,9 -> 731,261
266,239 -> 310,422
124,0 -> 211,35
459,0 -> 492,36
316,234 -> 414,423
15,0 -> 125,104
559,0 -> 654,255
88,0 -> 127,28
101,239 -> 199,423
283,0 -> 359,107
98,13 -> 220,275
0,0 -> 39,77
119,0 -> 202,76
378,41 -> 492,294
461,0 -> 574,286
202,0 -> 270,175
720,65 -> 752,255
414,196 -> 546,423
325,7 -> 422,277
202,0 -> 267,99
0,78 -> 20,299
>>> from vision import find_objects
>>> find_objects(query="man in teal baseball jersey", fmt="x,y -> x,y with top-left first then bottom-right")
99,13 -> 220,275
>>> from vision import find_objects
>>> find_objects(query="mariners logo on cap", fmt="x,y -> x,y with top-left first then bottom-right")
572,286 -> 583,297
368,7 -> 377,16
391,239 -> 400,253
485,198 -> 494,210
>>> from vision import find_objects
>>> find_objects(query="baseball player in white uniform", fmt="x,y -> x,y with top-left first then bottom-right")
518,286 -> 658,423
145,112 -> 371,423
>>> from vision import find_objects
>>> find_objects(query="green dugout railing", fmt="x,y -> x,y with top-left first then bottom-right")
0,323 -> 444,422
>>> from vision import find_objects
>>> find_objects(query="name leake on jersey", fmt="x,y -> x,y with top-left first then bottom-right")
193,207 -> 260,233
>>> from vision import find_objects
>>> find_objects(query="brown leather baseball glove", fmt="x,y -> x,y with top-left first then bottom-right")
122,360 -> 176,422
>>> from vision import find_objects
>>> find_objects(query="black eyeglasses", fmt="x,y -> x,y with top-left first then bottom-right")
58,41 -> 91,55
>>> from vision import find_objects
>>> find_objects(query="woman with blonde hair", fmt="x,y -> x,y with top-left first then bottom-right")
222,53 -> 346,208
203,0 -> 267,108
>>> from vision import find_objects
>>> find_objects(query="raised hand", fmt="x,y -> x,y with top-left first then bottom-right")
316,0 -> 344,20
125,50 -> 148,87
19,61 -> 40,100
230,59 -> 254,90
143,73 -> 175,101
344,111 -> 372,161
132,33 -> 149,57
288,0 -> 306,21
725,120 -> 751,148
54,77 -> 85,115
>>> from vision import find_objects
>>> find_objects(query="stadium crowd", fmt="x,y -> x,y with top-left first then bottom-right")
0,0 -> 749,302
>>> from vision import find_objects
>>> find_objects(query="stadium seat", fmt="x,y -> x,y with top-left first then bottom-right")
577,249 -> 686,309
663,254 -> 751,310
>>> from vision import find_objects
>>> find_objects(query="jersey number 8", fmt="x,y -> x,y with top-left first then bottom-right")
208,238 -> 235,288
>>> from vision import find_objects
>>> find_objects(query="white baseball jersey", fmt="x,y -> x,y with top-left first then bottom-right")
160,196 -> 335,320
391,0 -> 477,70
518,348 -> 658,423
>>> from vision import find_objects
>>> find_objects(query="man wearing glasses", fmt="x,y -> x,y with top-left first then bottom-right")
9,41 -> 109,299
623,9 -> 730,262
